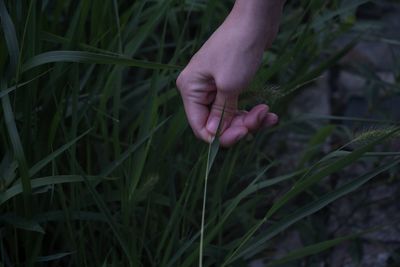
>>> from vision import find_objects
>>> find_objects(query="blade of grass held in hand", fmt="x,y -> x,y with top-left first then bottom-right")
199,136 -> 220,267
199,106 -> 224,267
180,163 -> 297,267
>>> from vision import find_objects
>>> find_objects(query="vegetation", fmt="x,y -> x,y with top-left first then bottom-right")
0,0 -> 399,266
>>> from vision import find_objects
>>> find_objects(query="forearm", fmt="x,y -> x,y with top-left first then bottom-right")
228,0 -> 285,48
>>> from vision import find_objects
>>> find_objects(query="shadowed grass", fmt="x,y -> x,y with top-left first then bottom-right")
1,0 -> 399,266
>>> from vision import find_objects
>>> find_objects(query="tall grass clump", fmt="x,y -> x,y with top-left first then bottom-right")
1,0 -> 399,266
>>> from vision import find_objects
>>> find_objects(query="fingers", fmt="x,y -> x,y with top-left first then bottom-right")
219,104 -> 279,147
243,104 -> 269,132
177,73 -> 215,143
177,71 -> 278,147
263,112 -> 279,127
206,91 -> 238,136
219,126 -> 248,147
181,96 -> 213,142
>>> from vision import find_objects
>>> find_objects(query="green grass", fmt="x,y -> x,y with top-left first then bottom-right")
1,0 -> 399,266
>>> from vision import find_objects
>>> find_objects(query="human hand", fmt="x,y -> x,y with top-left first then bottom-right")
176,0 -> 283,147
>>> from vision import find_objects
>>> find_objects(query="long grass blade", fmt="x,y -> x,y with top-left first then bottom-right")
29,129 -> 91,177
100,117 -> 169,177
36,252 -> 74,263
0,175 -> 105,205
0,0 -> 19,73
82,174 -> 134,266
199,137 -> 220,267
266,230 -> 370,267
233,158 -> 400,262
223,127 -> 400,265
22,50 -> 180,72
0,213 -> 45,233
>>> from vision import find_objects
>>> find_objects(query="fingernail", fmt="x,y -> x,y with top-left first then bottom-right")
206,117 -> 219,134
263,113 -> 279,127
269,113 -> 279,124
258,108 -> 268,122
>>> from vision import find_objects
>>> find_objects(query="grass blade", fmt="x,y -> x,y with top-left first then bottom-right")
266,231 -> 368,267
1,81 -> 32,213
223,127 -> 400,265
22,50 -> 180,72
235,158 -> 400,262
100,117 -> 169,177
82,175 -> 134,266
0,175 -> 105,205
199,137 -> 220,267
29,129 -> 91,177
0,0 -> 19,73
0,213 -> 45,233
36,252 -> 74,263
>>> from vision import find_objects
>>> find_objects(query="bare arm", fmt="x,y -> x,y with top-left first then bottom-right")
177,0 -> 285,147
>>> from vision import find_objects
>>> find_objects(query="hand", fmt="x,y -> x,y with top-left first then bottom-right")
176,1 -> 283,147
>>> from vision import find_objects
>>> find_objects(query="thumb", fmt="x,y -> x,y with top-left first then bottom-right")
206,91 -> 238,136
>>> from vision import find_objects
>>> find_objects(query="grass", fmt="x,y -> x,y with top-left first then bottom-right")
1,0 -> 399,266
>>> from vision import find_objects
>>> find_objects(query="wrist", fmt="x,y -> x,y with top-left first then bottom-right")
232,0 -> 284,17
229,0 -> 284,48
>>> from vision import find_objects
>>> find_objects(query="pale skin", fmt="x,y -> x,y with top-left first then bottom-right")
176,0 -> 285,147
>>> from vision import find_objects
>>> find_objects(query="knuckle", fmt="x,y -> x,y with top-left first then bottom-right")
176,70 -> 190,92
215,77 -> 239,93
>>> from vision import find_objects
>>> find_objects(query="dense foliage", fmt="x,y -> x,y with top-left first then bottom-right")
0,0 -> 399,266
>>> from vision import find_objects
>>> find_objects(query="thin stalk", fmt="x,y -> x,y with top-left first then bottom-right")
199,142 -> 212,267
